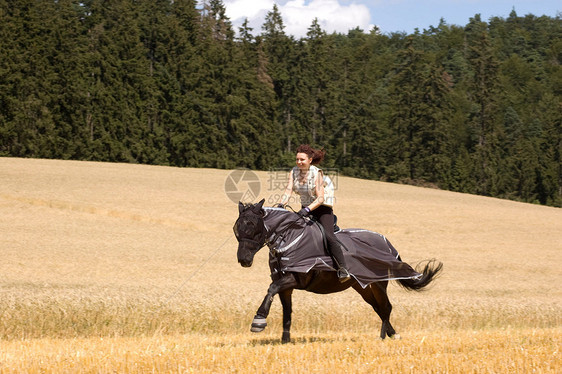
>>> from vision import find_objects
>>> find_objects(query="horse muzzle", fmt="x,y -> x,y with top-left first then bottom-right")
237,241 -> 258,268
239,259 -> 253,267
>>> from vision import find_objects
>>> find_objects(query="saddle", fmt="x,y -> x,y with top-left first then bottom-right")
308,214 -> 341,233
308,214 -> 343,254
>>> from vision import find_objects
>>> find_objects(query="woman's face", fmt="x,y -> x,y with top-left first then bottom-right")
296,152 -> 312,170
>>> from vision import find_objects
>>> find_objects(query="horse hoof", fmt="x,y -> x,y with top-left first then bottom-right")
390,333 -> 401,340
251,317 -> 267,333
251,325 -> 265,333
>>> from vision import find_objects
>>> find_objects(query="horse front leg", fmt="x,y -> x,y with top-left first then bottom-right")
251,274 -> 297,334
279,289 -> 293,343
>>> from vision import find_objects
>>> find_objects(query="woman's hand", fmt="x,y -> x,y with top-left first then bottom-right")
297,207 -> 310,217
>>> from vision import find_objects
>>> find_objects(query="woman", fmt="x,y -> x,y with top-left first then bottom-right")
277,144 -> 351,282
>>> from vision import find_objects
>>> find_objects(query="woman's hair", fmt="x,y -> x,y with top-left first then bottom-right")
296,144 -> 325,165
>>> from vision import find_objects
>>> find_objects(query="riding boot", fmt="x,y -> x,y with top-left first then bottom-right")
329,241 -> 351,282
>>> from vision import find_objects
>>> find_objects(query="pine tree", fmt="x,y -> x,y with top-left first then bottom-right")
464,15 -> 503,196
261,4 -> 296,155
331,28 -> 387,178
385,36 -> 454,185
0,0 -> 60,157
49,0 -> 92,160
162,0 -> 202,167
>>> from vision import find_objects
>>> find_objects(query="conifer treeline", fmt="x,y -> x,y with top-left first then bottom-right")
0,0 -> 560,206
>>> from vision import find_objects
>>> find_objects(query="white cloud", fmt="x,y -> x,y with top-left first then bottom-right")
221,0 -> 372,38
223,0 -> 275,20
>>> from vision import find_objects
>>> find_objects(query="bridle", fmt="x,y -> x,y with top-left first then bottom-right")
233,210 -> 268,250
234,207 -> 305,252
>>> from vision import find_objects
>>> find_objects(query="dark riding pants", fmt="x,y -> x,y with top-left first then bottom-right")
308,205 -> 347,269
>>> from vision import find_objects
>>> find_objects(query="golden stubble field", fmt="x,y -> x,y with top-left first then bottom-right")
0,157 -> 560,373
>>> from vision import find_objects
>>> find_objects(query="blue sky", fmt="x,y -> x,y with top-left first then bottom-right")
220,0 -> 561,38
369,0 -> 561,34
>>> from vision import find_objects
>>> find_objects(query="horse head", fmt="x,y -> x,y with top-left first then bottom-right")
234,198 -> 267,267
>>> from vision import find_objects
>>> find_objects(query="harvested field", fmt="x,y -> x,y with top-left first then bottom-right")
0,157 -> 560,373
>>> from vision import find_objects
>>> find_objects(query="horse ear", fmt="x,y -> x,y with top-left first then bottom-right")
255,198 -> 265,211
238,201 -> 245,214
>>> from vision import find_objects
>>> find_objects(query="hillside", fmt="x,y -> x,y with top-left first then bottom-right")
0,157 -> 560,372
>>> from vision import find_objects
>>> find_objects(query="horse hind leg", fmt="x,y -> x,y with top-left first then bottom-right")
381,320 -> 400,340
371,282 -> 401,339
354,282 -> 399,340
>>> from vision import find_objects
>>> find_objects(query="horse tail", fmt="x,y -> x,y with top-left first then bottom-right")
398,259 -> 443,291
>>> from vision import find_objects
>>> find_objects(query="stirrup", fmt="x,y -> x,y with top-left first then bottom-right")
337,267 -> 351,282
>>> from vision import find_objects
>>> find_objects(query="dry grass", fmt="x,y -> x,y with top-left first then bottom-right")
1,329 -> 559,373
0,157 -> 560,372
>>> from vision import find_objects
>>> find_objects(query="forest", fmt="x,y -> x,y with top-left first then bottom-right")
0,0 -> 560,206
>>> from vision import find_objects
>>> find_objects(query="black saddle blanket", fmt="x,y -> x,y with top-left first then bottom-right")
265,211 -> 420,288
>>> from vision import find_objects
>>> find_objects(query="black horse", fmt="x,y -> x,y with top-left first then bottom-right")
234,199 -> 443,343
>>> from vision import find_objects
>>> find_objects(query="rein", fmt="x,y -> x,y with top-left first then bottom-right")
264,210 -> 307,255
